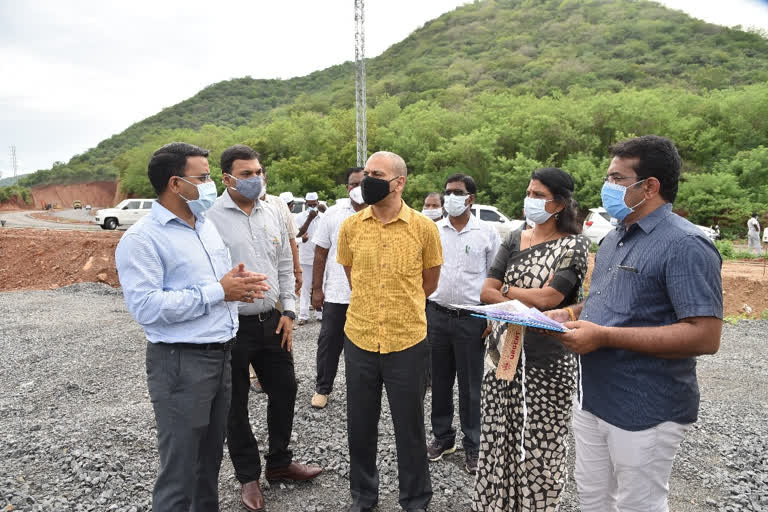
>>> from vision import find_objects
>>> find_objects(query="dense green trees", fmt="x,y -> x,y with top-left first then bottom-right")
110,84 -> 768,238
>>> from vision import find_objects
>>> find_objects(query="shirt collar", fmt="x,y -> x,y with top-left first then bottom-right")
361,200 -> 412,224
151,199 -> 208,226
219,189 -> 260,213
438,212 -> 480,233
627,203 -> 673,234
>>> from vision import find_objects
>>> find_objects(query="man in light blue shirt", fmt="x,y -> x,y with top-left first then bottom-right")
115,142 -> 268,512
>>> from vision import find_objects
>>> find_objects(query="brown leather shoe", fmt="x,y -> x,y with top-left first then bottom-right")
240,480 -> 265,512
265,462 -> 323,482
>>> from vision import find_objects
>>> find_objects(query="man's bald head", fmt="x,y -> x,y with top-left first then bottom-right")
367,151 -> 407,178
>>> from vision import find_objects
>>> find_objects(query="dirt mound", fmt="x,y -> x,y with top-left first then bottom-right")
0,229 -> 122,291
29,181 -> 120,210
721,261 -> 768,317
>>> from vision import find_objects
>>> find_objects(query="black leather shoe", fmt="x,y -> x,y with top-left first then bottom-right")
346,502 -> 376,512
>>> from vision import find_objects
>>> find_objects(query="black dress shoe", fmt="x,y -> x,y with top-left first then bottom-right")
346,502 -> 376,512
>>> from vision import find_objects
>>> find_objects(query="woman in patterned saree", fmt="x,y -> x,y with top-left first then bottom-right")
471,168 -> 590,512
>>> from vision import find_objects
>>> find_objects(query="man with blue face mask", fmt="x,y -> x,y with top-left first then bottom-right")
207,145 -> 322,512
547,135 -> 723,512
115,142 -> 270,511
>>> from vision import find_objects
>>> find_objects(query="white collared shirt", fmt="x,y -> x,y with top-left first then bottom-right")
429,214 -> 500,307
295,209 -> 323,265
312,201 -> 357,304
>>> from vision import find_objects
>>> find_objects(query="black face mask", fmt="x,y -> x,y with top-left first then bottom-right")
361,176 -> 399,205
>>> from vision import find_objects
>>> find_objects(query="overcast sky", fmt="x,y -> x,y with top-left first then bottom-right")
1,0 -> 767,177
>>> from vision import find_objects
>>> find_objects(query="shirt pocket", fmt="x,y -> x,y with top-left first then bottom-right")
603,268 -> 653,314
464,246 -> 488,275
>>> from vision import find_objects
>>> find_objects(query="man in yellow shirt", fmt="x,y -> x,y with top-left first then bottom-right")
337,151 -> 443,512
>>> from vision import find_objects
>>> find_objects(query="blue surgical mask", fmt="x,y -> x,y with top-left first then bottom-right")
523,197 -> 554,224
227,174 -> 262,201
179,179 -> 218,216
600,180 -> 646,221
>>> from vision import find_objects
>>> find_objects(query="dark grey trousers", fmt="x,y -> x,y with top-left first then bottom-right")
344,337 -> 432,510
427,304 -> 486,454
146,341 -> 232,512
315,302 -> 348,395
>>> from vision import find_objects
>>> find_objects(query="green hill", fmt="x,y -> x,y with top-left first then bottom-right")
17,0 -> 768,237
0,176 -> 20,187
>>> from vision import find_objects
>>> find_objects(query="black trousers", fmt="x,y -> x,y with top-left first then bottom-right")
344,337 -> 432,510
427,303 -> 486,454
315,301 -> 348,394
146,341 -> 231,512
227,311 -> 297,483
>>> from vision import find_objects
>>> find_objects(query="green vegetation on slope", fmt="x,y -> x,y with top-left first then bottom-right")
114,84 -> 768,238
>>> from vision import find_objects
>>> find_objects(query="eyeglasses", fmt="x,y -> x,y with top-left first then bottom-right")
603,173 -> 638,184
180,174 -> 212,183
444,190 -> 469,196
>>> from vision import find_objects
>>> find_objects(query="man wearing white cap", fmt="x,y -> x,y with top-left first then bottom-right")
295,192 -> 324,324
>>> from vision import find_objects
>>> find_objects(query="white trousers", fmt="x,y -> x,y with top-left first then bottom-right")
299,263 -> 322,321
573,407 -> 690,512
748,233 -> 762,254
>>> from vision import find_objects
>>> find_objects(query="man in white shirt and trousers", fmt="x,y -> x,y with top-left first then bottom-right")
425,173 -> 500,475
295,192 -> 323,324
309,167 -> 366,409
748,212 -> 762,255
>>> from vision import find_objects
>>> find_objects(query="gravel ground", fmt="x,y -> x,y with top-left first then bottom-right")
1,283 -> 766,512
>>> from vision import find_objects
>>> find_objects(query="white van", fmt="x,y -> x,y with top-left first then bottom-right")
470,204 -> 524,239
93,199 -> 154,230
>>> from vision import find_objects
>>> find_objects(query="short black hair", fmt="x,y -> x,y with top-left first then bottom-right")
221,144 -> 261,174
444,173 -> 477,195
148,142 -> 209,195
753,212 -> 759,217
345,167 -> 364,184
425,191 -> 444,206
609,135 -> 682,202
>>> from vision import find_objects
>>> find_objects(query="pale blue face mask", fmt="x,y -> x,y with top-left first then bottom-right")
600,179 -> 646,221
179,179 -> 218,216
523,197 -> 554,224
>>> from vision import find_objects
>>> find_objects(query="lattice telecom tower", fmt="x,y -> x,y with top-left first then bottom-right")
354,0 -> 368,167
10,145 -> 18,177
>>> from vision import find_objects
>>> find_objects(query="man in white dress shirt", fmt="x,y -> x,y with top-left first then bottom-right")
295,192 -> 324,324
309,167 -> 366,409
425,173 -> 500,475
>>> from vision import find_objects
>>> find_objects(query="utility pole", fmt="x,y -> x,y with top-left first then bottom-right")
10,145 -> 18,177
354,0 -> 367,167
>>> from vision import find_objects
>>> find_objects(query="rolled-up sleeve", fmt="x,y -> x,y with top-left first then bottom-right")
666,235 -> 723,320
116,233 -> 222,326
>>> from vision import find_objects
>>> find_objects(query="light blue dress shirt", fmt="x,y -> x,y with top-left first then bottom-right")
115,201 -> 238,344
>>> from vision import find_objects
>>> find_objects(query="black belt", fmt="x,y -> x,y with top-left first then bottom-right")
427,301 -> 473,317
239,309 -> 276,323
156,338 -> 235,351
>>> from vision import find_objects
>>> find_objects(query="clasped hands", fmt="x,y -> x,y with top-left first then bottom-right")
221,263 -> 270,303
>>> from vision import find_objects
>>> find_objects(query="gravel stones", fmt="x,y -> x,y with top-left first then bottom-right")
0,283 -> 766,511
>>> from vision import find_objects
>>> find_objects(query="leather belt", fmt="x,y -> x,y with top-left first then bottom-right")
427,301 -> 472,317
155,338 -> 235,351
239,309 -> 276,323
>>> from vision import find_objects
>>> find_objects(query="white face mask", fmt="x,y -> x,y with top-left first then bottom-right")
443,193 -> 469,217
349,185 -> 364,205
523,197 -> 554,224
422,208 -> 443,220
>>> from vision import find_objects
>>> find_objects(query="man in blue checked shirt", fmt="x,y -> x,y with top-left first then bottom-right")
547,135 -> 723,512
115,142 -> 269,512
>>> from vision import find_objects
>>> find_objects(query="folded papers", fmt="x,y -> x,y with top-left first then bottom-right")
451,300 -> 568,333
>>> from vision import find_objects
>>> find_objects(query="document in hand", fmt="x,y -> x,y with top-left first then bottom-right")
451,300 -> 568,333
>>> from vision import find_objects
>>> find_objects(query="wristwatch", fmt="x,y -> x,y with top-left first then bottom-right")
501,284 -> 510,297
282,310 -> 296,320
